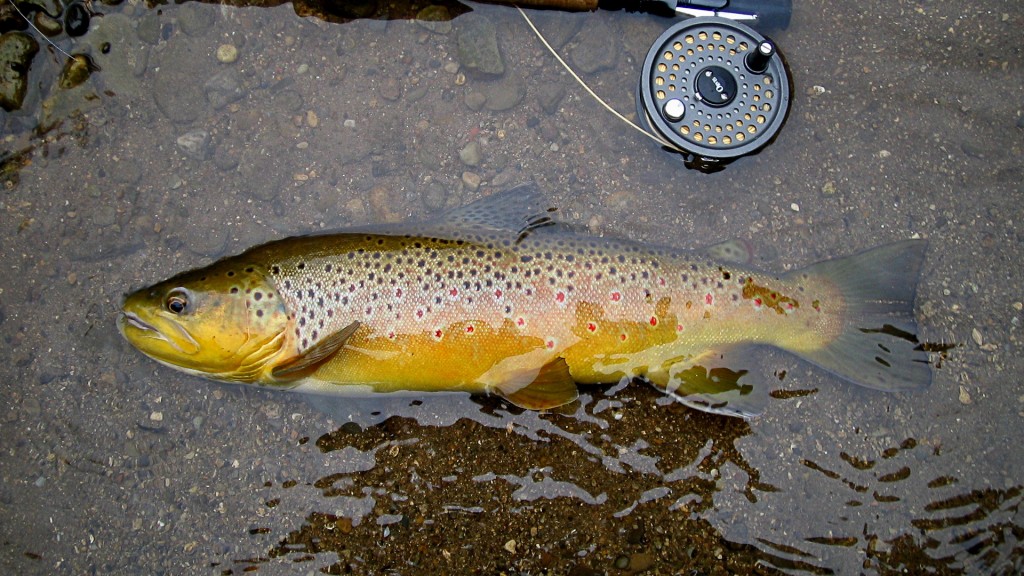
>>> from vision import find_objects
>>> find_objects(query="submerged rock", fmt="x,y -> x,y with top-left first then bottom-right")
0,32 -> 39,112
456,13 -> 503,76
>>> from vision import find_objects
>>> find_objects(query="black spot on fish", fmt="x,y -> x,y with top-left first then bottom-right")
256,310 -> 264,317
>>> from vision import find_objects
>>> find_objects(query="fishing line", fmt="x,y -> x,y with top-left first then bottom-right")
6,0 -> 76,61
515,5 -> 685,153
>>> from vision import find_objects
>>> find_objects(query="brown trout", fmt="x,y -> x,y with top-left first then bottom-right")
119,183 -> 931,417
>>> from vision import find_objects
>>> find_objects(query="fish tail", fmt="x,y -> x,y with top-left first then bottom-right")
789,239 -> 932,392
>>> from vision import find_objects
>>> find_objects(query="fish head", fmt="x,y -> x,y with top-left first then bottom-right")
119,259 -> 290,382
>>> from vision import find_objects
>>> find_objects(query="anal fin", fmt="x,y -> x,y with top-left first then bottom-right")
495,357 -> 579,410
648,345 -> 771,419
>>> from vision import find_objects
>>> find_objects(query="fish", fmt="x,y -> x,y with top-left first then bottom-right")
118,183 -> 932,418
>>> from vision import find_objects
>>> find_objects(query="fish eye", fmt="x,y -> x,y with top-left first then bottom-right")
166,289 -> 191,315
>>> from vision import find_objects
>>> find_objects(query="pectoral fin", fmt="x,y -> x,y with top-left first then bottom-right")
272,321 -> 361,380
495,357 -> 579,410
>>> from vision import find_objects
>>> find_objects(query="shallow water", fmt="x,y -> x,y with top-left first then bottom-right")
1,0 -> 1022,574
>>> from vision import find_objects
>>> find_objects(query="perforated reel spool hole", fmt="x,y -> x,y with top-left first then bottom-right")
637,17 -> 790,165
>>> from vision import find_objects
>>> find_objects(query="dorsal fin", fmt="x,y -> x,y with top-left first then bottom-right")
272,321 -> 361,380
343,182 -> 579,243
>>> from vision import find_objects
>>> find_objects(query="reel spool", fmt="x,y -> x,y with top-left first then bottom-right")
636,16 -> 790,171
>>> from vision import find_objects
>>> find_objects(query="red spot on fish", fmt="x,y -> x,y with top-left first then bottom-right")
546,339 -> 555,349
415,308 -> 425,319
516,317 -> 526,327
610,291 -> 622,302
395,288 -> 403,298
494,288 -> 503,299
449,288 -> 459,298
658,277 -> 666,287
676,324 -> 684,332
587,322 -> 597,332
465,324 -> 475,334
754,298 -> 762,306
434,329 -> 443,339
388,331 -> 396,340
705,293 -> 713,305
555,291 -> 566,304
649,316 -> 658,327
620,333 -> 628,341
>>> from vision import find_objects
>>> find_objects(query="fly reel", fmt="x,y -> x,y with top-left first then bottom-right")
636,16 -> 790,171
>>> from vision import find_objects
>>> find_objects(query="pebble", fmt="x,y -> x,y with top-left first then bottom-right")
503,539 -> 516,553
484,76 -> 525,111
958,385 -> 972,405
67,272 -> 77,285
176,129 -> 211,160
416,5 -> 453,34
790,203 -> 800,212
306,110 -> 319,127
972,328 -> 983,347
462,171 -> 481,191
150,411 -> 164,422
204,69 -> 244,110
1012,302 -> 1022,311
216,44 -> 238,64
459,140 -> 481,166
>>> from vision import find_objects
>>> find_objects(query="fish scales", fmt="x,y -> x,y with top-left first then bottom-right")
119,184 -> 932,418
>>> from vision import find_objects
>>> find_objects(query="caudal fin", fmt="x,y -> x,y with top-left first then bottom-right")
793,240 -> 932,392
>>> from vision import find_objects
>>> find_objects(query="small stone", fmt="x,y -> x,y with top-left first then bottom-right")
443,62 -> 459,74
821,181 -> 836,195
1013,302 -> 1023,311
628,553 -> 655,572
462,171 -> 481,191
67,272 -> 77,285
808,85 -> 826,96
790,203 -> 800,212
306,110 -> 319,127
416,5 -> 452,34
176,129 -> 211,160
459,140 -> 481,166
379,77 -> 401,101
614,555 -> 630,569
464,91 -> 486,111
0,32 -> 40,112
972,328 -> 983,346
503,539 -> 516,554
958,385 -> 972,405
204,69 -> 244,109
150,411 -> 164,422
216,44 -> 238,64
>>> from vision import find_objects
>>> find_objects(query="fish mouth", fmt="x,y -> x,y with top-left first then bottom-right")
119,311 -> 200,355
120,311 -> 157,333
